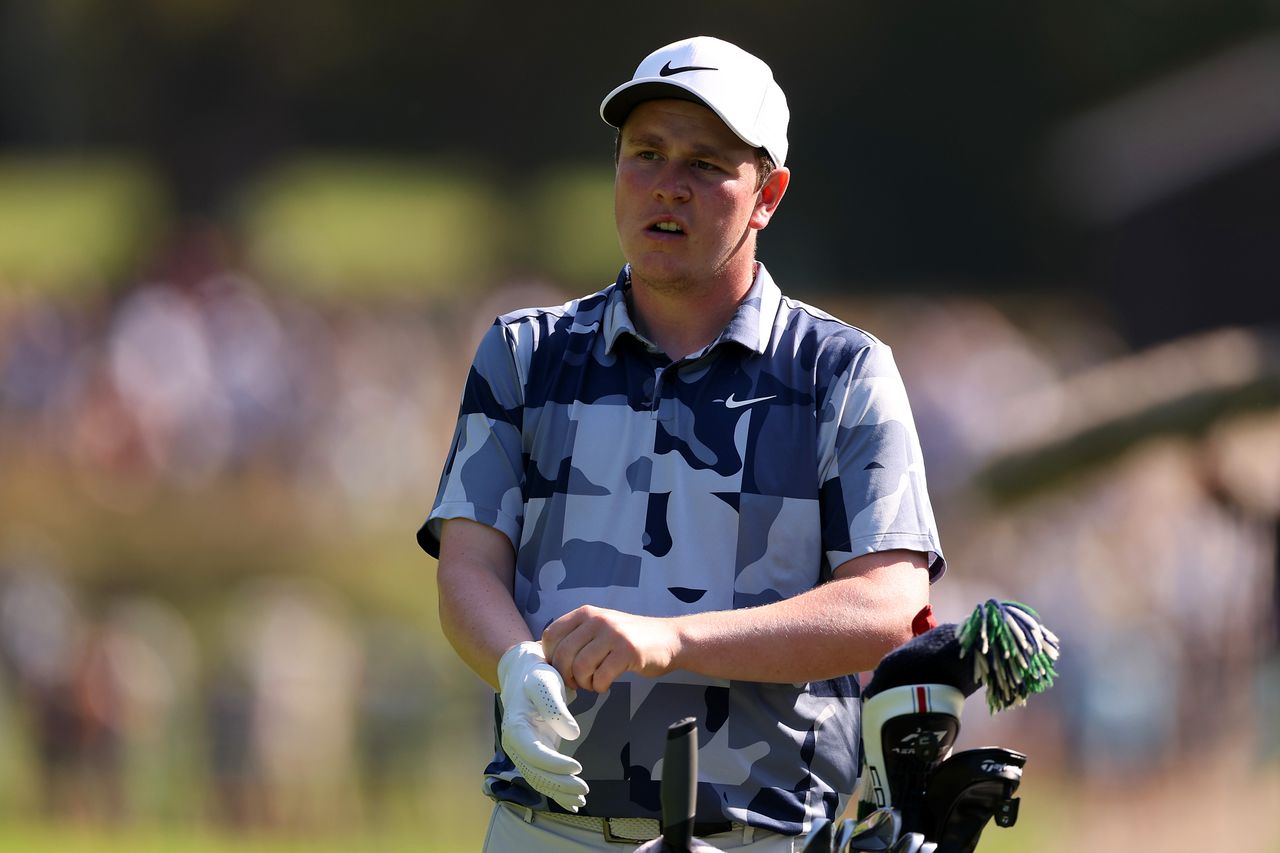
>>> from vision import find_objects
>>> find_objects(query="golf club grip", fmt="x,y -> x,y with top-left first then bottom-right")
661,717 -> 698,852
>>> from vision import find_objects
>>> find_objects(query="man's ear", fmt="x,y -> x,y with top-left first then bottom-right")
749,167 -> 790,231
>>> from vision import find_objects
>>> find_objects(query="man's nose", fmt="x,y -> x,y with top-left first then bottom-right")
652,163 -> 691,203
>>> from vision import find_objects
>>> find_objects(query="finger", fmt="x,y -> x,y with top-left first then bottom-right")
551,791 -> 589,813
503,719 -> 583,774
511,759 -> 588,798
540,607 -> 587,661
542,637 -> 575,690
544,619 -> 592,687
526,667 -> 581,740
585,648 -> 630,693
539,618 -> 564,662
570,635 -> 616,694
509,752 -> 590,806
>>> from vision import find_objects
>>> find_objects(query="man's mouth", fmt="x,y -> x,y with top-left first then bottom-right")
650,221 -> 684,234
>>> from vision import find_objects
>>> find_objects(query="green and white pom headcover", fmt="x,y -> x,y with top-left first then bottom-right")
864,599 -> 1061,714
957,599 -> 1060,713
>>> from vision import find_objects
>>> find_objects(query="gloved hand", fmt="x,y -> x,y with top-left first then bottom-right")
497,641 -> 589,812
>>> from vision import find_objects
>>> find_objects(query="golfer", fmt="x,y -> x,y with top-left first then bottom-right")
419,35 -> 945,852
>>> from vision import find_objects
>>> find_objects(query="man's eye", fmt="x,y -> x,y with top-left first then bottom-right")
692,160 -> 718,171
637,151 -> 660,161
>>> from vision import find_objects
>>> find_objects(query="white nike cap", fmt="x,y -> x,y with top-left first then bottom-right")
600,36 -> 790,167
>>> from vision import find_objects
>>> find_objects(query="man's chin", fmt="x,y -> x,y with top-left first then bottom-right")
627,261 -> 695,293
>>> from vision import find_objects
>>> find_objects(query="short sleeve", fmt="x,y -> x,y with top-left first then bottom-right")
816,340 -> 945,580
417,322 -> 527,558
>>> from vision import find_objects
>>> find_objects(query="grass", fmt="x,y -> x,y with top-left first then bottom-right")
0,773 -> 494,852
0,823 -> 474,853
0,760 -> 1276,853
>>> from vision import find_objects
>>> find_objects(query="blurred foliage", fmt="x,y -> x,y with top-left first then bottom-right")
523,166 -> 620,287
0,155 -> 624,299
7,0 -> 1277,294
0,449 -> 432,633
0,156 -> 166,292
238,157 -> 511,298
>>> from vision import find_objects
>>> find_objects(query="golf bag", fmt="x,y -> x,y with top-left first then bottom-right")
657,602 -> 1058,853
836,599 -> 1057,853
859,684 -> 1024,852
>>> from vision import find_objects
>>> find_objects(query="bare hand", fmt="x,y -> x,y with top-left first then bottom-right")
541,606 -> 681,692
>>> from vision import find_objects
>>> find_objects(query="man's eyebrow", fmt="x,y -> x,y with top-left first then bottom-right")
621,131 -> 666,149
622,132 -> 732,161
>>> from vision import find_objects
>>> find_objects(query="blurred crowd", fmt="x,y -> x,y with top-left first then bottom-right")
0,564 -> 439,830
0,248 -> 1277,833
1,270 -> 449,518
0,239 -> 492,830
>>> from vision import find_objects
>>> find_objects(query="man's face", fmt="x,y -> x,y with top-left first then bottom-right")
614,99 -> 786,292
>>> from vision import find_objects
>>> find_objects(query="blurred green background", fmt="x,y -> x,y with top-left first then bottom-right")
1,2 -> 1278,851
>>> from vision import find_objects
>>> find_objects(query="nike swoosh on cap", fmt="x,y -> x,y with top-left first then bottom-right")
659,61 -> 718,77
714,393 -> 778,409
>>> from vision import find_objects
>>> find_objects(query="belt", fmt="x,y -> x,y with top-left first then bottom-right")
537,810 -> 736,843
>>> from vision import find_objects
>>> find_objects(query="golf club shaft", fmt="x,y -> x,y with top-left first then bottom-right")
662,717 -> 698,852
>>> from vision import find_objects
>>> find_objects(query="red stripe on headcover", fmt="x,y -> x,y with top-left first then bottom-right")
916,685 -> 928,712
912,605 -> 937,636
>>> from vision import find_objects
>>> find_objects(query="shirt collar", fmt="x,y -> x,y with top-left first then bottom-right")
602,263 -> 781,356
602,267 -> 640,354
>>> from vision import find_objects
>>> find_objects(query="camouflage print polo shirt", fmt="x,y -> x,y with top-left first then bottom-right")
419,262 -> 945,836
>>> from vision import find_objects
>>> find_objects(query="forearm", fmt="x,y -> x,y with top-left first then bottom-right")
671,571 -> 921,682
542,551 -> 930,691
436,519 -> 530,690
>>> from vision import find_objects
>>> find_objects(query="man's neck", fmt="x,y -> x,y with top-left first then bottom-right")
628,262 -> 757,360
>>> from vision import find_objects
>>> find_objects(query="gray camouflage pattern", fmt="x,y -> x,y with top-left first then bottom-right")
420,263 -> 944,835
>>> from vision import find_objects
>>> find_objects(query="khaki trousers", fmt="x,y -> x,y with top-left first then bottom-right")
483,802 -> 799,852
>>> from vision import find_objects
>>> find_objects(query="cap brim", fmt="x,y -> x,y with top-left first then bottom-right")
599,79 -> 765,149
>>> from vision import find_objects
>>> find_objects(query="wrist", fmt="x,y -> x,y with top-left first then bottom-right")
497,640 -> 545,685
665,615 -> 693,675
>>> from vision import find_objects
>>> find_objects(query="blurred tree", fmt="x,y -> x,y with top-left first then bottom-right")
1,0 -> 1276,333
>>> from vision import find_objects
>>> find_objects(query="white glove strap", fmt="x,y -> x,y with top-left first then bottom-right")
498,640 -> 548,688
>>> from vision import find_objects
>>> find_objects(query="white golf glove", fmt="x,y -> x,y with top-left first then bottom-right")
497,641 -> 589,812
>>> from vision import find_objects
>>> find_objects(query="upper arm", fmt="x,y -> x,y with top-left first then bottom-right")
437,517 -> 517,587
832,549 -> 931,640
832,548 -> 929,582
818,339 -> 945,580
419,322 -> 528,558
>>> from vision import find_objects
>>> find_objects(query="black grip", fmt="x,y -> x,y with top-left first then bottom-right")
661,716 -> 698,852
